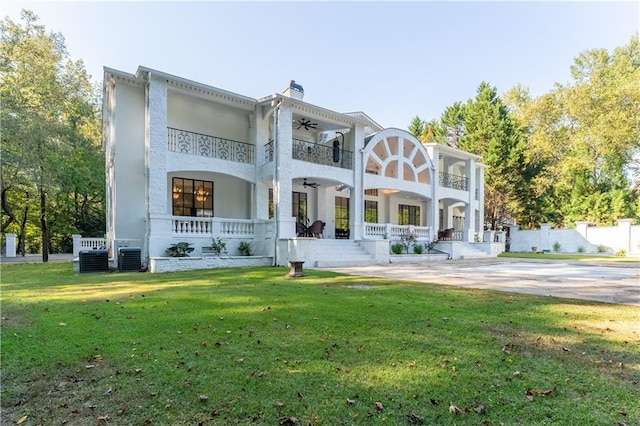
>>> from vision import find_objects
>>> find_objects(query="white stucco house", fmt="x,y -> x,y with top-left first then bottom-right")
102,66 -> 501,272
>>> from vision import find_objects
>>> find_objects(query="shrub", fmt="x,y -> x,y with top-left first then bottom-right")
553,241 -> 561,252
391,243 -> 404,255
614,249 -> 627,257
597,244 -> 607,253
413,244 -> 424,254
165,242 -> 194,257
210,237 -> 227,256
399,229 -> 418,254
238,241 -> 253,256
577,245 -> 585,253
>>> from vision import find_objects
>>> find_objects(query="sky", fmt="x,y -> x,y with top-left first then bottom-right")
3,1 -> 639,129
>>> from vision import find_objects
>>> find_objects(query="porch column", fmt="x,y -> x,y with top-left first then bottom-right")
274,104 -> 294,238
146,75 -> 171,258
478,165 -> 485,232
464,158 -> 476,242
430,152 -> 439,236
351,125 -> 364,240
254,112 -> 271,220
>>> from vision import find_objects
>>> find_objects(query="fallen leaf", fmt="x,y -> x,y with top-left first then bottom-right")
347,398 -> 356,405
16,415 -> 28,424
406,412 -> 424,424
276,401 -> 285,408
474,404 -> 485,414
449,404 -> 462,415
58,322 -> 67,326
375,401 -> 384,411
198,394 -> 208,401
97,414 -> 110,422
278,416 -> 299,425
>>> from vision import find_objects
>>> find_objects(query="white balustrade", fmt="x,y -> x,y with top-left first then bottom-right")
364,223 -> 432,240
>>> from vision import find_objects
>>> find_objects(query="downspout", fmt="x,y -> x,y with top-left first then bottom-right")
271,99 -> 282,266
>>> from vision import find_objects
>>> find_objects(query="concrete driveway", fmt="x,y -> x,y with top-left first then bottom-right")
323,258 -> 640,306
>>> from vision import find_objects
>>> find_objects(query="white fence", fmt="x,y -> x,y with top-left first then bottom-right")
508,219 -> 639,255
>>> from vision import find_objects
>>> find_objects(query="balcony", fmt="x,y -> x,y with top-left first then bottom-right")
167,128 -> 255,164
263,139 -> 353,170
439,172 -> 468,191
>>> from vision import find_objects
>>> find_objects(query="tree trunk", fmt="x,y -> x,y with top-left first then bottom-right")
40,185 -> 49,262
18,192 -> 29,256
1,186 -> 16,233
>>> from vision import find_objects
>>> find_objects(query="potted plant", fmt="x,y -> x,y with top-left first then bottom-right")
238,241 -> 253,256
210,237 -> 227,256
165,242 -> 194,257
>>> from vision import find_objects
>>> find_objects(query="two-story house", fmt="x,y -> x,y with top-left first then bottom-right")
102,66 -> 492,271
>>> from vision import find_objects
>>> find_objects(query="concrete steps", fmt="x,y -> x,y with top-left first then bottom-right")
312,240 -> 375,267
457,243 -> 490,259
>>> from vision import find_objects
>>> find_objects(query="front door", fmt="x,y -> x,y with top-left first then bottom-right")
335,196 -> 349,239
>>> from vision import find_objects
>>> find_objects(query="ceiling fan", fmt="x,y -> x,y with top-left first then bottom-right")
296,118 -> 318,131
303,178 -> 319,189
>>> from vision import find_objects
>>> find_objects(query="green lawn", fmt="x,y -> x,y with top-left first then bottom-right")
1,263 -> 638,425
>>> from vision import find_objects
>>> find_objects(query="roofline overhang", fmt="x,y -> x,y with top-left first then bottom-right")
423,142 -> 483,162
258,94 -> 371,128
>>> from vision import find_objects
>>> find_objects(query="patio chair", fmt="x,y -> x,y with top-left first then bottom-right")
296,221 -> 307,237
307,220 -> 325,238
438,228 -> 454,241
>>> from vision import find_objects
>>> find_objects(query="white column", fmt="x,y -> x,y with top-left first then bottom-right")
464,158 -> 476,242
351,125 -> 364,240
254,111 -> 270,220
275,104 -> 294,238
146,76 -> 170,258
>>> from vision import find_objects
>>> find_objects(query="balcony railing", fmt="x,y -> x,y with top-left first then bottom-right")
364,223 -> 432,240
167,128 -> 255,165
292,139 -> 353,170
172,216 -> 274,238
439,172 -> 468,191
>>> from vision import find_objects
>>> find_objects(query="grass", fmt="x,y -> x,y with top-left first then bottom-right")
1,263 -> 639,425
499,252 -> 640,263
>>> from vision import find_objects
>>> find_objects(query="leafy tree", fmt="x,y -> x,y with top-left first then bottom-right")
507,35 -> 640,226
1,10 -> 104,259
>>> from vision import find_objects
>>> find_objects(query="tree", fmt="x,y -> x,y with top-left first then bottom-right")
439,102 -> 466,148
460,82 -> 525,229
507,35 -> 640,226
1,10 -> 104,259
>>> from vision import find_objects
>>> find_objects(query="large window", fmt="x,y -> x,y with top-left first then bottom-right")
335,196 -> 350,238
398,204 -> 420,226
364,200 -> 378,223
172,178 -> 214,217
292,191 -> 308,224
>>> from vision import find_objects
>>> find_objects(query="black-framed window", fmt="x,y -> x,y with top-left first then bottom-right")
335,196 -> 350,239
292,191 -> 308,224
364,188 -> 378,196
172,177 -> 213,217
364,200 -> 378,223
398,204 -> 420,226
268,188 -> 274,219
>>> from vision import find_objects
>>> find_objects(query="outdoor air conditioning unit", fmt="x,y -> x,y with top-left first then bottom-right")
118,247 -> 141,272
79,250 -> 109,273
